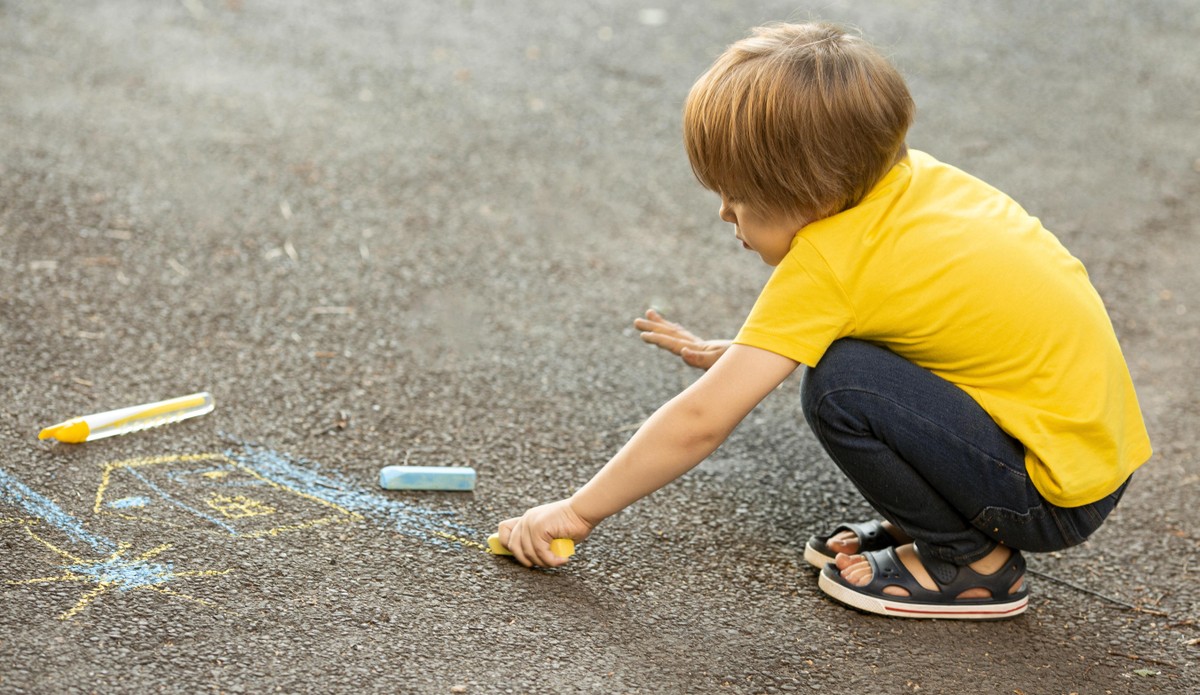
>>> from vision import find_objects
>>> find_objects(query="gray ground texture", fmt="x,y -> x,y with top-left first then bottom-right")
2,1 -> 1198,693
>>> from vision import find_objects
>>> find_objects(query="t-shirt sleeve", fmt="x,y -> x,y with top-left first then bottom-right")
733,237 -> 855,367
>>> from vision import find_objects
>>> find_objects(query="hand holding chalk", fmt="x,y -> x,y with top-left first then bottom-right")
495,498 -> 591,566
487,533 -> 575,559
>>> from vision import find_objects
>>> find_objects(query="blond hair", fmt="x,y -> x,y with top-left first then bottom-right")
683,23 -> 914,219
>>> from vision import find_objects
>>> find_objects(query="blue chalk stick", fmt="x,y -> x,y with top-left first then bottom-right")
378,465 -> 476,491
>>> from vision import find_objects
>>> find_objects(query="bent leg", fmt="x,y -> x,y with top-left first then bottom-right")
801,339 -> 1031,565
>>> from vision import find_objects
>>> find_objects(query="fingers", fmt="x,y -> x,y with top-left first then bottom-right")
499,518 -> 540,568
499,518 -> 533,567
640,330 -> 694,355
534,541 -> 569,569
633,318 -> 684,340
633,310 -> 701,345
497,518 -> 517,549
641,308 -> 687,333
496,515 -> 572,569
680,347 -> 719,370
510,532 -> 568,568
635,312 -> 703,357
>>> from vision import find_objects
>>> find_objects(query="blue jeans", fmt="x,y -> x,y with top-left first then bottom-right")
801,339 -> 1130,566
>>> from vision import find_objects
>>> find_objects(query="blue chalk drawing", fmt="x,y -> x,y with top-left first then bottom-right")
107,496 -> 151,509
224,443 -> 479,548
119,462 -> 240,534
64,554 -> 175,592
1,466 -> 232,620
4,441 -> 482,621
93,453 -> 356,537
0,466 -> 117,554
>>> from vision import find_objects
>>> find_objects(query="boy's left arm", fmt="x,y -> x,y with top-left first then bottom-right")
498,344 -> 799,567
634,309 -> 731,370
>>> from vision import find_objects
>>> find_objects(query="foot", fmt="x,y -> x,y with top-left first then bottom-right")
835,543 -> 1025,599
826,520 -> 912,556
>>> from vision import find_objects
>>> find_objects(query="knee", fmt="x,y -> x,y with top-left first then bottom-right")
801,340 -> 868,422
800,369 -> 824,424
801,339 -> 877,417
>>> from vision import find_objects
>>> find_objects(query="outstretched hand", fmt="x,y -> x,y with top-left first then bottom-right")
634,309 -> 731,370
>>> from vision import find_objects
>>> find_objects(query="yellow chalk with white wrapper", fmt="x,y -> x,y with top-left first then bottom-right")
487,533 -> 575,558
38,392 -> 214,443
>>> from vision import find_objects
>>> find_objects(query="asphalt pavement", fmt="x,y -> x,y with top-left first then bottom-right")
2,1 -> 1198,693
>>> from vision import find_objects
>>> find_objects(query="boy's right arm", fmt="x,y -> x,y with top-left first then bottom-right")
498,343 -> 799,567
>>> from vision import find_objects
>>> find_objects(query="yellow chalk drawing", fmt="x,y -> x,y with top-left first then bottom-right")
207,494 -> 276,518
433,530 -> 489,552
0,517 -> 39,527
94,452 -> 361,538
5,523 -> 232,621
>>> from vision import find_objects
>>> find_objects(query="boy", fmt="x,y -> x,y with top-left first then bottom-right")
496,22 -> 1151,619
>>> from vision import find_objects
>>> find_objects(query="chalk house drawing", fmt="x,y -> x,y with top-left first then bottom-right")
93,453 -> 361,538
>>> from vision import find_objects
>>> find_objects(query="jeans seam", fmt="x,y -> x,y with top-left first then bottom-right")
1045,505 -> 1081,547
813,387 -> 1026,481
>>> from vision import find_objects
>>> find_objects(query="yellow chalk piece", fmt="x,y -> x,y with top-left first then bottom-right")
486,533 -> 575,558
486,533 -> 509,555
549,538 -> 576,558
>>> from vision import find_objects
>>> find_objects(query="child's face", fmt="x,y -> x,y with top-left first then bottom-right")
718,197 -> 807,266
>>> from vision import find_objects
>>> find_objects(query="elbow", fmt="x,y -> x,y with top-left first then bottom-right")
668,397 -> 736,456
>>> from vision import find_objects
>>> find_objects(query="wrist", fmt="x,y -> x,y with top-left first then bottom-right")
567,490 -> 609,529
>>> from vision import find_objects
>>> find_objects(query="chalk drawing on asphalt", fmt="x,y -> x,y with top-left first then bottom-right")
1,467 -> 232,620
93,452 -> 362,538
4,443 -> 483,620
221,442 -> 481,549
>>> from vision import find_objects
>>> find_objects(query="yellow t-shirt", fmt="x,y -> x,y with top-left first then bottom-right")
734,150 -> 1151,507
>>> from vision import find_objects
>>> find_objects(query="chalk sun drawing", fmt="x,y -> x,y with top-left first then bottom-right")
1,467 -> 232,620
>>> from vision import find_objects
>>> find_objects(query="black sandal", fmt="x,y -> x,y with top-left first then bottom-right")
817,542 -> 1028,620
804,520 -> 903,568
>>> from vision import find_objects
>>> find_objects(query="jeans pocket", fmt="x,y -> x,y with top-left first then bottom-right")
974,484 -> 1127,553
973,504 -> 1080,553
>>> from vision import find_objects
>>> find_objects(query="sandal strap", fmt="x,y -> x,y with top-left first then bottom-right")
817,520 -> 893,553
912,542 -> 1027,599
849,545 -> 1027,604
864,547 -> 936,600
841,520 -> 891,552
912,542 -> 960,586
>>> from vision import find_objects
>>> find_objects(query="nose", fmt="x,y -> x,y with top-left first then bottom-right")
719,200 -> 736,224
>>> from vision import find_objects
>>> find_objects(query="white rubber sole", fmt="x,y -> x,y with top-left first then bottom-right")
818,569 -> 1029,620
803,543 -> 836,569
